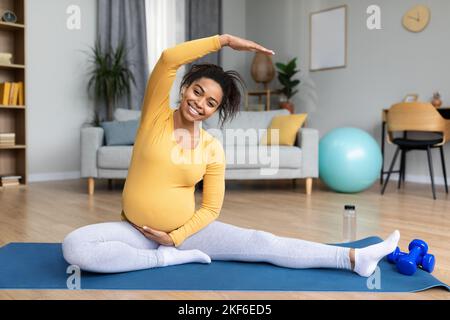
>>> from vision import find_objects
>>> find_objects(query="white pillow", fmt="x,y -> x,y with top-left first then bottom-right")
114,108 -> 141,122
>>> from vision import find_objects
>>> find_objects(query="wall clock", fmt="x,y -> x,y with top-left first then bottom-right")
402,5 -> 430,33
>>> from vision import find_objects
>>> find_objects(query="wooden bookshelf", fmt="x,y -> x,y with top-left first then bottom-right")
0,0 -> 26,187
0,20 -> 24,31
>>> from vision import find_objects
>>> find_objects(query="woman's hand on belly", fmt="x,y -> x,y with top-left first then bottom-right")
129,220 -> 175,246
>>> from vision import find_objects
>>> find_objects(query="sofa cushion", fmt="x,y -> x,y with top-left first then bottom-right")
203,109 -> 290,146
97,145 -> 301,170
100,120 -> 139,146
224,145 -> 302,169
98,146 -> 133,169
261,113 -> 308,146
114,108 -> 141,121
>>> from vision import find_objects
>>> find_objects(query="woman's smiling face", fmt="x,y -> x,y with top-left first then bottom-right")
180,77 -> 223,122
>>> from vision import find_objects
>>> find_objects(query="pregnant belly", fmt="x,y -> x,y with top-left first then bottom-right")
122,188 -> 195,232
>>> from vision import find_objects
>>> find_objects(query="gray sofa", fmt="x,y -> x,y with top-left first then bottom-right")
81,108 -> 319,195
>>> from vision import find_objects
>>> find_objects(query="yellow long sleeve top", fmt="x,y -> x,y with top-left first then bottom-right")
121,35 -> 226,247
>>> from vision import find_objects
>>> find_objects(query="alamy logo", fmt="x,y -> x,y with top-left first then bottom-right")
366,266 -> 381,290
66,5 -> 81,30
367,5 -> 382,30
170,127 -> 280,176
66,265 -> 81,290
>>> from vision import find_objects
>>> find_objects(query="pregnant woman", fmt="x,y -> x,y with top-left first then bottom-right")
63,34 -> 399,277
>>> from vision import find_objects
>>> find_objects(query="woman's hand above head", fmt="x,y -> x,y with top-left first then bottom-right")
130,222 -> 175,246
219,34 -> 275,56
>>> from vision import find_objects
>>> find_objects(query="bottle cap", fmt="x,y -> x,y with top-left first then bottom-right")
344,205 -> 355,210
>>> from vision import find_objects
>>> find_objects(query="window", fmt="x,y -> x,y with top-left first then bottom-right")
145,0 -> 185,107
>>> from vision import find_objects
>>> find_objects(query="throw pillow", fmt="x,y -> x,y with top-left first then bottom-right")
100,119 -> 139,146
114,108 -> 141,121
260,114 -> 308,146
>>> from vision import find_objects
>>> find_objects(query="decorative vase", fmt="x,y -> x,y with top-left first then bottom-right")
0,52 -> 12,65
279,94 -> 294,114
251,52 -> 275,85
280,101 -> 294,114
431,92 -> 442,108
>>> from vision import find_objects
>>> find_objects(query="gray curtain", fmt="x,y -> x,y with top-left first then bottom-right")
185,0 -> 222,67
97,0 -> 148,118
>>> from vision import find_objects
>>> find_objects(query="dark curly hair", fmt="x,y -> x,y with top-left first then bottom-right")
179,63 -> 246,129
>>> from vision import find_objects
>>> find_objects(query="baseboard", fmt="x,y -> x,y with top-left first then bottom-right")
28,171 -> 81,183
26,171 -> 447,186
388,174 -> 446,186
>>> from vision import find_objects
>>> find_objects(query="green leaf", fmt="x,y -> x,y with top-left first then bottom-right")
275,62 -> 287,72
276,57 -> 302,100
278,73 -> 289,82
286,58 -> 297,73
84,38 -> 136,119
278,75 -> 290,87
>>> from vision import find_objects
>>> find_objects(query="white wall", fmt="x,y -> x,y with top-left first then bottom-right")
27,0 -> 450,185
27,0 -> 245,182
246,0 -> 450,185
27,0 -> 97,182
221,0 -> 249,87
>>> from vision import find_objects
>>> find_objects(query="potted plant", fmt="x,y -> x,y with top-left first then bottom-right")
275,58 -> 300,114
431,92 -> 442,108
86,38 -> 136,125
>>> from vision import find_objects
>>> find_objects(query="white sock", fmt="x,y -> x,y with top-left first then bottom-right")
156,245 -> 211,267
354,230 -> 400,277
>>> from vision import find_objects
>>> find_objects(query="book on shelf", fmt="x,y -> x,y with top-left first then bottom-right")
18,82 -> 24,105
0,132 -> 15,145
1,175 -> 21,179
0,82 -> 10,105
0,181 -> 20,187
0,133 -> 15,138
1,181 -> 20,187
1,175 -> 21,180
0,81 -> 24,106
0,175 -> 22,187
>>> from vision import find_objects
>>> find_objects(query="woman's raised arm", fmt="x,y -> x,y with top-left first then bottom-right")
139,34 -> 274,128
220,34 -> 275,55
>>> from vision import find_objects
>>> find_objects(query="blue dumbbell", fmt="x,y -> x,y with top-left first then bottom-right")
421,253 -> 436,274
388,240 -> 435,276
387,243 -> 435,275
388,246 -> 427,267
387,247 -> 405,263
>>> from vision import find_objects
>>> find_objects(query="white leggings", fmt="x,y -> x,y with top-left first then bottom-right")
62,221 -> 352,273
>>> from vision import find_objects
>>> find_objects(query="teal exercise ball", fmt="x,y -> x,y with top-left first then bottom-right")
319,127 -> 382,193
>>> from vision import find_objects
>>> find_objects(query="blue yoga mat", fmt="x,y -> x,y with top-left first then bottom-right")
0,237 -> 449,292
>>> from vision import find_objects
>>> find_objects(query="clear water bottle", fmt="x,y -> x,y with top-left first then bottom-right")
343,205 -> 357,242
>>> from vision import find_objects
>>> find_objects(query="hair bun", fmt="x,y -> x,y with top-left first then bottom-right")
191,63 -> 223,72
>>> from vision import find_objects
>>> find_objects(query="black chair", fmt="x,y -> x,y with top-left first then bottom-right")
381,103 -> 449,199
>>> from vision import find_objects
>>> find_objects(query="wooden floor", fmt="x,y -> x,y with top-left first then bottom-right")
0,178 -> 449,300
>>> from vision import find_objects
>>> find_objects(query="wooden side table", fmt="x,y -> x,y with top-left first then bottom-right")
245,89 -> 283,111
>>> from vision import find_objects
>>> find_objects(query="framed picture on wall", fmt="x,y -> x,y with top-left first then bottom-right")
310,5 -> 347,72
